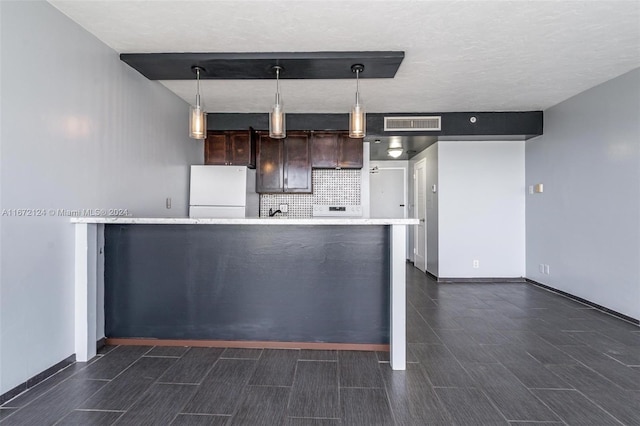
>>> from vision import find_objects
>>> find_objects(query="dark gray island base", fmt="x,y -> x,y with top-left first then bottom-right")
73,217 -> 414,369
105,224 -> 390,344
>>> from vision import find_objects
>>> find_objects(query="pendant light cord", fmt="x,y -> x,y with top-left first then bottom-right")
275,67 -> 281,105
355,68 -> 360,106
195,67 -> 201,107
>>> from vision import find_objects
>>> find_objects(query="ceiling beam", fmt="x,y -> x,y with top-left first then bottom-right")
120,51 -> 405,80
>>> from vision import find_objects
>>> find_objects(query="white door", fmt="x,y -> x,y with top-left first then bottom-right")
414,159 -> 427,272
370,168 -> 406,219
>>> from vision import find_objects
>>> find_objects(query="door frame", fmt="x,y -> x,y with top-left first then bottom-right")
413,158 -> 427,272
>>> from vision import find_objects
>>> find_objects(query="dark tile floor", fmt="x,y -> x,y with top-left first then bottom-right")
2,265 -> 640,425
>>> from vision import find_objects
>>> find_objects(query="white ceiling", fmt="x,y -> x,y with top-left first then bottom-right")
49,0 -> 640,115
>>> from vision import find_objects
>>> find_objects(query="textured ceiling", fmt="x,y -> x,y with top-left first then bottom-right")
49,0 -> 640,115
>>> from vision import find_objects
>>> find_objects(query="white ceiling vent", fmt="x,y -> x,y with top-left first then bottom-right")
384,116 -> 441,131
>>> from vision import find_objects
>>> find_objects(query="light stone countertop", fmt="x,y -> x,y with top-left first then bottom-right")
70,217 -> 419,225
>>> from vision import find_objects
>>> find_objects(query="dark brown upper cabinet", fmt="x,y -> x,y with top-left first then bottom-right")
204,129 -> 256,168
256,132 -> 312,193
311,132 -> 363,169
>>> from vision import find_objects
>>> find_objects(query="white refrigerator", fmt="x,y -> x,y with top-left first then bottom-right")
189,165 -> 259,218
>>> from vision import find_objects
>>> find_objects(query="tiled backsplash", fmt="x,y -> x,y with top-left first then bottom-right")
260,169 -> 361,218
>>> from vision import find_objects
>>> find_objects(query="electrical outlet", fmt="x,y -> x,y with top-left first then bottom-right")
473,260 -> 480,269
529,185 -> 534,194
279,204 -> 288,213
166,197 -> 172,209
539,263 -> 545,273
544,264 -> 550,275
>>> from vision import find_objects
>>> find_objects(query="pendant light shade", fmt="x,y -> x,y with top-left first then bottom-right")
189,66 -> 207,139
269,66 -> 286,139
349,64 -> 366,138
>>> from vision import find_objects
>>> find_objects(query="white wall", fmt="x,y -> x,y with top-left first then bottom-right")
0,1 -> 201,394
438,141 -> 526,278
526,68 -> 640,320
424,145 -> 439,276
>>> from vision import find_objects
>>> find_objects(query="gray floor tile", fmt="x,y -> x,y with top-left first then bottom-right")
534,329 -> 584,346
407,307 -> 442,343
415,307 -> 465,330
376,345 -> 418,363
220,348 -> 263,359
1,379 -> 107,426
605,328 -> 640,346
2,362 -> 93,408
80,357 -> 176,411
0,408 -> 17,421
500,331 -> 579,365
463,363 -> 560,422
380,363 -> 453,425
435,330 -> 499,363
171,414 -> 231,425
606,348 -> 640,366
114,383 -> 197,425
482,344 -> 571,389
407,288 -> 438,309
288,361 -> 339,418
181,358 -> 256,415
5,269 -> 639,426
545,363 -> 618,391
565,331 -> 640,365
145,346 -> 190,357
230,386 -> 290,426
56,409 -> 124,425
482,343 -> 538,365
559,345 -> 640,390
501,360 -> 570,389
298,350 -> 337,361
582,388 -> 640,425
531,389 -> 621,425
158,347 -> 223,384
284,418 -> 340,426
340,387 -> 394,426
410,343 -> 473,387
248,349 -> 299,386
338,351 -> 383,388
466,329 -> 511,345
97,345 -> 118,355
434,387 -> 509,425
74,346 -> 151,380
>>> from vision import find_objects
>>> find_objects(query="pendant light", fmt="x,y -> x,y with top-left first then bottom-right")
269,65 -> 286,139
189,66 -> 207,139
349,64 -> 366,138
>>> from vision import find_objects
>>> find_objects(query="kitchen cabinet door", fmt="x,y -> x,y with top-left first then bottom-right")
256,135 -> 284,193
311,132 -> 338,168
204,133 -> 227,165
338,133 -> 363,169
204,130 -> 256,167
310,132 -> 363,169
284,132 -> 312,193
229,131 -> 256,167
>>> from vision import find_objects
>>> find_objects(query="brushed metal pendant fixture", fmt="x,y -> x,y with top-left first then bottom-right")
269,65 -> 286,139
189,65 -> 206,139
349,64 -> 366,138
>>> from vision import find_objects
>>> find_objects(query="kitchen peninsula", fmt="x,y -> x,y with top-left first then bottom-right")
73,217 -> 417,370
